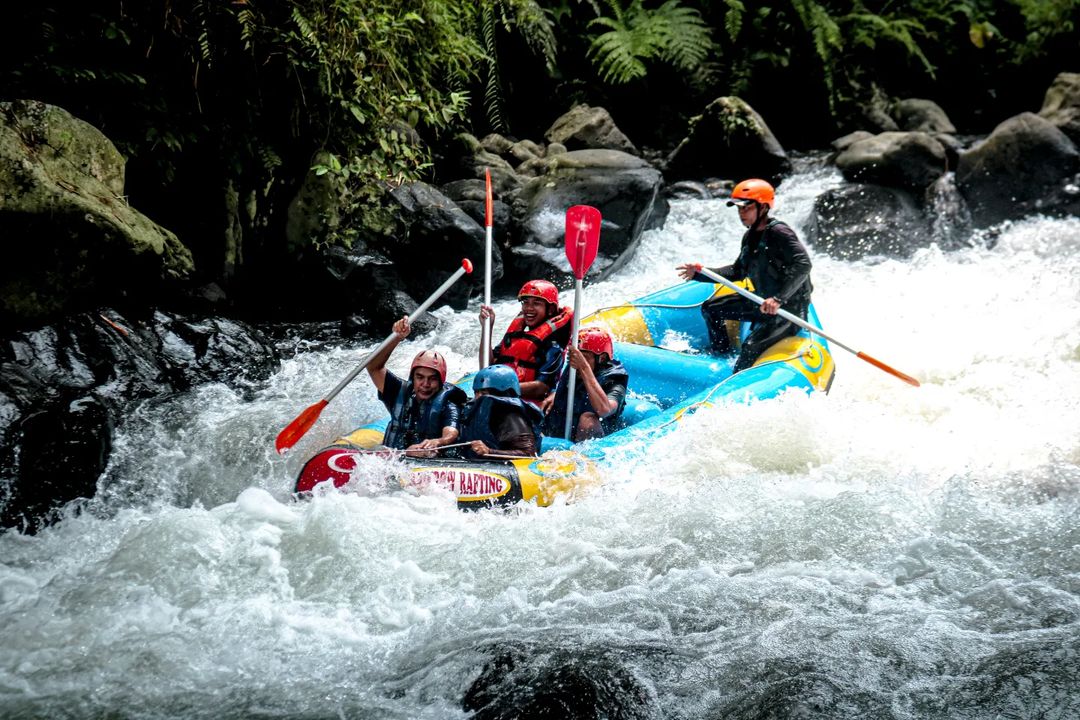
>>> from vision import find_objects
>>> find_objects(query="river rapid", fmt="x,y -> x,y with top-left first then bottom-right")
2,165 -> 1079,719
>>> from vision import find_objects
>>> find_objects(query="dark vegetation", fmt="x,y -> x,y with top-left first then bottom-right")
3,0 -> 1078,305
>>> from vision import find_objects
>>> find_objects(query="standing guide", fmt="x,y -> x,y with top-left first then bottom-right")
677,178 -> 814,372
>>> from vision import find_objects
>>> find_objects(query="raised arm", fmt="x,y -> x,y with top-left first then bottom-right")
366,316 -> 410,394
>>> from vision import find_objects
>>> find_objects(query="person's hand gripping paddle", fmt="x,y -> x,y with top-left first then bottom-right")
563,205 -> 602,439
275,259 -> 474,454
692,264 -> 920,387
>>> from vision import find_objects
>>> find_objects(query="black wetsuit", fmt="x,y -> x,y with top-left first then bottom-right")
697,218 -> 813,372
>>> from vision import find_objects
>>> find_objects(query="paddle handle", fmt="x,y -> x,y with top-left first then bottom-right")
481,169 -> 493,368
563,277 -> 583,439
323,259 -> 473,403
693,264 -> 919,387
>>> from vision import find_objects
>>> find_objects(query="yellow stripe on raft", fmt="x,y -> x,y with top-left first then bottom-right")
516,451 -> 604,506
337,427 -> 385,448
753,336 -> 835,392
581,304 -> 653,346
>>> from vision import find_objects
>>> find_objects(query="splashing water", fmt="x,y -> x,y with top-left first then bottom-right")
2,165 -> 1079,719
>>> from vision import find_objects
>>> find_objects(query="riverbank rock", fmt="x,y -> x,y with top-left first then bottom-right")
1038,72 -> 1080,144
0,310 -> 279,532
893,98 -> 957,134
545,104 -> 638,155
391,181 -> 496,309
834,131 -> 948,191
804,183 -> 933,260
506,150 -> 667,287
0,100 -> 194,327
956,112 -> 1080,227
664,96 -> 790,182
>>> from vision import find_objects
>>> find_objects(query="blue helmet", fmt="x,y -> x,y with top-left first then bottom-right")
473,364 -> 521,397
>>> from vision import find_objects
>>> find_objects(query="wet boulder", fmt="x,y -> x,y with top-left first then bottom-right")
505,150 -> 667,287
804,183 -> 933,260
665,97 -> 790,182
545,104 -> 638,155
0,100 -> 194,327
835,132 -> 948,191
1038,72 -> 1080,144
463,644 -> 659,720
391,181 -> 499,309
893,98 -> 957,134
0,310 -> 280,532
956,112 -> 1080,228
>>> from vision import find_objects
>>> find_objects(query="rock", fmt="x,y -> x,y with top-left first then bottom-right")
835,131 -> 947,191
480,133 -> 514,155
831,131 -> 874,154
545,104 -> 638,155
1039,72 -> 1080,144
665,96 -> 790,182
956,112 -> 1080,227
0,100 -> 194,327
463,644 -> 658,720
285,150 -> 345,252
805,183 -> 933,260
665,180 -> 712,200
441,179 -> 514,236
893,98 -> 957,134
0,310 -> 279,532
391,182 -> 499,308
505,150 -> 667,286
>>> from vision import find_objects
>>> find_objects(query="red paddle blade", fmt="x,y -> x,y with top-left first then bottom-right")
275,399 -> 329,454
565,205 -> 601,280
485,169 -> 493,228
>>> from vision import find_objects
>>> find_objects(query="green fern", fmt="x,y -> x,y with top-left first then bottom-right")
482,5 -> 506,133
587,0 -> 714,85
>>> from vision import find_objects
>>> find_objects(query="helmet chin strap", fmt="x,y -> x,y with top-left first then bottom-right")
752,203 -> 769,229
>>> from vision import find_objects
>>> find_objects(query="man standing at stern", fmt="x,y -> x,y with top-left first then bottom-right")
677,178 -> 813,373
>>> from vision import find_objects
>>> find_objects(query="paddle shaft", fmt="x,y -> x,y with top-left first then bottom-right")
693,265 -> 920,387
323,263 -> 471,404
563,277 -> 584,439
481,169 -> 493,367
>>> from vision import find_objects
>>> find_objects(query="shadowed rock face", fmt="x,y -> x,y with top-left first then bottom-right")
464,643 -> 660,720
0,311 -> 279,533
805,183 -> 934,260
956,112 -> 1080,228
0,100 -> 195,327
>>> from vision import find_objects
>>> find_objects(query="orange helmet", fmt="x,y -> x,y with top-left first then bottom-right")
518,279 -> 559,306
410,350 -> 447,384
577,326 -> 613,360
727,179 -> 775,209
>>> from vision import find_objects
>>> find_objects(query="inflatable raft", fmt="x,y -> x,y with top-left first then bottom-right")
295,280 -> 836,507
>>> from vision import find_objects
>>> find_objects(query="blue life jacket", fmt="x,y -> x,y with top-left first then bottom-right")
382,381 -> 467,449
459,395 -> 544,457
543,360 -> 628,438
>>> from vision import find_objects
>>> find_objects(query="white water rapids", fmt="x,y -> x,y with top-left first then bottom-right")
2,166 -> 1079,719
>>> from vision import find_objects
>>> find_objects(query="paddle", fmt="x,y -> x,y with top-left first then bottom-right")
562,205 -> 603,439
480,168 -> 494,368
692,264 -> 920,387
275,258 -> 475,454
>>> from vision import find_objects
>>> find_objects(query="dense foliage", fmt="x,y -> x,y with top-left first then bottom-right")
2,0 -> 1078,303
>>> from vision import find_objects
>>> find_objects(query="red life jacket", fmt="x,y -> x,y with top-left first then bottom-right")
494,306 -> 574,383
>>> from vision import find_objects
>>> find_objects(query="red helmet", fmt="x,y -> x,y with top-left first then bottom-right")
727,178 -> 775,209
410,350 -> 446,384
518,279 -> 559,306
577,326 -> 613,359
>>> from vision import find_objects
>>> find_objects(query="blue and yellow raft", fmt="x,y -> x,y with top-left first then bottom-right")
295,280 -> 835,507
